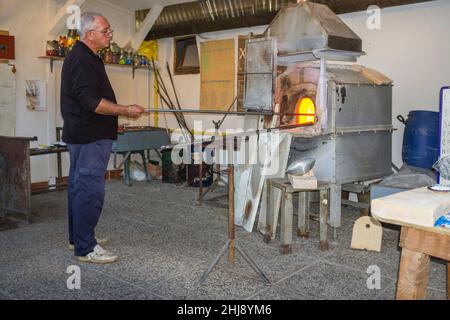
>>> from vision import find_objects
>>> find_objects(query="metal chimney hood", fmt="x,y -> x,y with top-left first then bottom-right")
265,2 -> 364,63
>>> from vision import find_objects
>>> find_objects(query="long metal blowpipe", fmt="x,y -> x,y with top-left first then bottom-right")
143,108 -> 313,117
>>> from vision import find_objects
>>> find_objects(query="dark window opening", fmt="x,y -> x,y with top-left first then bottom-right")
174,36 -> 199,75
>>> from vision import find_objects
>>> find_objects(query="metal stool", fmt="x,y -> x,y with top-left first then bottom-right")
264,178 -> 330,254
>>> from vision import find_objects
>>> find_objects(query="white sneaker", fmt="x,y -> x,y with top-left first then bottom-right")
76,245 -> 118,264
68,237 -> 109,251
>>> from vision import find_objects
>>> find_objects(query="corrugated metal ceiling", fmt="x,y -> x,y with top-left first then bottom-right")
143,0 -> 435,39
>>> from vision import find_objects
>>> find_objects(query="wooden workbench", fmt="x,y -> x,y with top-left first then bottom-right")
371,188 -> 450,300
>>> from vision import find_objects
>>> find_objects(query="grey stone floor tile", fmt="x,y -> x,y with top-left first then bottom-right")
96,215 -> 162,243
375,282 -> 447,300
30,193 -> 67,222
0,234 -> 40,264
246,282 -> 321,300
87,251 -> 205,292
0,250 -> 138,300
116,289 -> 167,300
7,220 -> 68,250
109,207 -> 176,229
0,225 -> 20,241
235,228 -> 265,243
176,219 -> 228,240
276,261 -> 395,300
103,199 -> 165,221
323,241 -> 402,281
428,258 -> 448,291
156,231 -> 228,263
380,224 -> 401,242
216,241 -> 330,283
131,204 -> 229,234
149,267 -> 267,300
0,290 -> 16,300
68,269 -> 144,300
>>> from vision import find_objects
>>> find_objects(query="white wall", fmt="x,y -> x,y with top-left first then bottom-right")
3,0 -> 449,182
1,0 -> 60,183
340,0 -> 450,167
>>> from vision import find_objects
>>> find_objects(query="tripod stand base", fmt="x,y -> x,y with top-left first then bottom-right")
198,240 -> 271,285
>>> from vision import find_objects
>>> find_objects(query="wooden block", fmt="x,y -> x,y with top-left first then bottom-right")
351,216 -> 382,252
396,248 -> 430,300
288,171 -> 317,189
0,30 -> 9,36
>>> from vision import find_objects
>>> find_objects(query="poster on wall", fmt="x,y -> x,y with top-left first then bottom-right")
25,80 -> 46,111
437,86 -> 450,184
0,64 -> 16,136
200,39 -> 235,111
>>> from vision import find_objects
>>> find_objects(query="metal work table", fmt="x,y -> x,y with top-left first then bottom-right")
112,126 -> 170,186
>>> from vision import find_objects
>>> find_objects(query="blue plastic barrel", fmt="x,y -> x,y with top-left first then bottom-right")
398,110 -> 439,169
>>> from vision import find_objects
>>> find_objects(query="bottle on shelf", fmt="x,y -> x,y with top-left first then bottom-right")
133,54 -> 141,67
46,40 -> 58,57
125,49 -> 133,65
66,29 -> 78,52
58,36 -> 67,57
119,50 -> 126,65
97,48 -> 104,62
140,55 -> 148,66
104,48 -> 113,64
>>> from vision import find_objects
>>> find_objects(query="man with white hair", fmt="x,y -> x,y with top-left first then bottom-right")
61,12 -> 145,264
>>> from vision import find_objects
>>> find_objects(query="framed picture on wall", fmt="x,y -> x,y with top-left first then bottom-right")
25,80 -> 46,111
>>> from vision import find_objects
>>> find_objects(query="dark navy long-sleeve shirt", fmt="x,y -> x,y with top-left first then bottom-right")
61,41 -> 118,144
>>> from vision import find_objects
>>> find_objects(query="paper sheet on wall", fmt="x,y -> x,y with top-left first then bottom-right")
439,87 -> 450,184
0,64 -> 15,136
200,39 -> 235,111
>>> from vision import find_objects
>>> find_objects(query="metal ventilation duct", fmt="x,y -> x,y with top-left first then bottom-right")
144,0 -> 435,40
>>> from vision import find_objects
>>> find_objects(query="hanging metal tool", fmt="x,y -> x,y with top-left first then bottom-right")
151,58 -> 193,142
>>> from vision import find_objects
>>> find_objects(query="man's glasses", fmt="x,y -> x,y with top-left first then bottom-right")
89,28 -> 114,36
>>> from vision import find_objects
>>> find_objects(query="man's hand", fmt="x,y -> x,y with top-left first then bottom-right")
95,99 -> 146,119
126,104 -> 146,119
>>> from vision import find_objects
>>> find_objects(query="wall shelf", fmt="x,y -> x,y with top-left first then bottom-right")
38,55 -> 150,78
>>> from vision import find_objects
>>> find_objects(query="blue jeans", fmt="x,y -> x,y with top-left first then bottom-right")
67,139 -> 113,256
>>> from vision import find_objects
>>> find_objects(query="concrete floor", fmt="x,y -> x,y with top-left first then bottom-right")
0,180 -> 447,300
